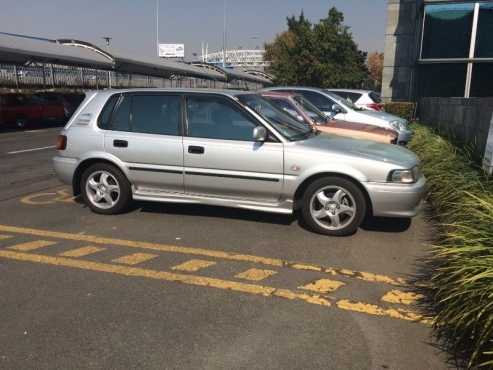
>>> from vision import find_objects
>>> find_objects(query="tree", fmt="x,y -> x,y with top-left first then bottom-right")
367,52 -> 384,90
265,7 -> 369,88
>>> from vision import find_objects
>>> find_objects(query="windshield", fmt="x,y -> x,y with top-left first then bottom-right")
293,95 -> 328,124
237,94 -> 314,141
327,92 -> 364,111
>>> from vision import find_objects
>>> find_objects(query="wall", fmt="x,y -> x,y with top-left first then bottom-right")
382,0 -> 422,102
419,97 -> 493,159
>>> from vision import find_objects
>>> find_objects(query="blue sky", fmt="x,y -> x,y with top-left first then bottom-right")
1,0 -> 387,58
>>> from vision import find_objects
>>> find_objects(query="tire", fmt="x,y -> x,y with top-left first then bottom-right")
300,176 -> 367,236
80,163 -> 132,215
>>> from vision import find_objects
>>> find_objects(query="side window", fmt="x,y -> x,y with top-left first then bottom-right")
299,91 -> 333,111
98,94 -> 119,129
131,95 -> 181,136
346,92 -> 362,103
186,95 -> 258,141
111,95 -> 131,132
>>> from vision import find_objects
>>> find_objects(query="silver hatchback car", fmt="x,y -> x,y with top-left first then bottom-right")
53,89 -> 426,236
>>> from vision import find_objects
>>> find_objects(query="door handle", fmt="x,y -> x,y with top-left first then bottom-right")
113,139 -> 128,148
188,145 -> 205,154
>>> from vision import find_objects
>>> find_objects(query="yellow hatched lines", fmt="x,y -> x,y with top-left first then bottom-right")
0,224 -> 407,286
300,279 -> 346,294
8,240 -> 57,251
113,253 -> 158,266
235,268 -> 277,281
172,259 -> 216,272
381,290 -> 424,305
0,234 -> 13,240
59,246 -> 105,258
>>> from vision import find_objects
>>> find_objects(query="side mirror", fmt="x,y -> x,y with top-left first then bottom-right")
253,126 -> 267,142
332,104 -> 343,114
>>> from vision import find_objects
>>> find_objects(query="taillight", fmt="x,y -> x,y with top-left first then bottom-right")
56,135 -> 67,150
367,103 -> 384,111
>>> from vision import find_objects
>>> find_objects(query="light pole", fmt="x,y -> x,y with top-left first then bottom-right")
222,0 -> 227,67
156,0 -> 160,57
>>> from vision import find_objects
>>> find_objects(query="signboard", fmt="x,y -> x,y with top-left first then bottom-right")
483,113 -> 493,175
158,44 -> 184,58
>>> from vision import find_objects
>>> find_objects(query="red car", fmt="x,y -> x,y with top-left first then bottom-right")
0,93 -> 68,129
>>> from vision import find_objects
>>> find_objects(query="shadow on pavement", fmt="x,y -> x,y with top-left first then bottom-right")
360,216 -> 411,233
136,201 -> 297,226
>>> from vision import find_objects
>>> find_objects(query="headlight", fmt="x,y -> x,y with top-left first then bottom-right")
390,120 -> 406,131
388,167 -> 419,183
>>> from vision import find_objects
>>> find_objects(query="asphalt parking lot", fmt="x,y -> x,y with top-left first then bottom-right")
0,126 -> 449,369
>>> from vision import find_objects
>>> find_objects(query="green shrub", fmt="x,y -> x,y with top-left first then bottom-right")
409,123 -> 493,368
384,102 -> 416,120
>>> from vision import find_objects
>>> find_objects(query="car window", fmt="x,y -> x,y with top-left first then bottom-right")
369,91 -> 382,103
131,95 -> 181,136
267,98 -> 307,124
186,95 -> 258,141
98,94 -> 120,129
345,92 -> 363,103
297,91 -> 334,112
110,95 -> 131,132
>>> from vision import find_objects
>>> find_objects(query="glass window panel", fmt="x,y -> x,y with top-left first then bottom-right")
422,3 -> 475,59
470,63 -> 493,97
110,95 -> 131,132
98,94 -> 119,129
418,63 -> 468,97
131,95 -> 181,136
186,95 -> 258,141
475,3 -> 493,58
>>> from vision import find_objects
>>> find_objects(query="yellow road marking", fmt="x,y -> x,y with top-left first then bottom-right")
0,250 -> 427,323
300,279 -> 346,293
0,224 -> 406,286
59,246 -> 106,258
20,189 -> 75,205
235,268 -> 277,281
8,240 -> 56,251
113,253 -> 158,266
381,290 -> 424,305
336,299 -> 429,323
0,235 -> 13,240
172,259 -> 216,272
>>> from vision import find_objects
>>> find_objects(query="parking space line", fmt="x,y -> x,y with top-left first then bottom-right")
235,268 -> 277,281
8,240 -> 56,251
0,224 -> 407,286
172,259 -> 216,272
113,253 -> 158,266
300,279 -> 346,294
59,246 -> 106,258
0,249 -> 427,323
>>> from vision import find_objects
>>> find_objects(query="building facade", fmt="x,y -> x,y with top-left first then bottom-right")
382,0 -> 493,101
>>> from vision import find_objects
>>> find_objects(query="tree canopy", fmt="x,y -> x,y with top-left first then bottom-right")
264,7 -> 370,88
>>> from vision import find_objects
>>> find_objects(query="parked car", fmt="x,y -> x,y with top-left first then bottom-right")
263,87 -> 412,145
0,93 -> 68,129
260,91 -> 398,145
53,89 -> 426,236
326,89 -> 384,112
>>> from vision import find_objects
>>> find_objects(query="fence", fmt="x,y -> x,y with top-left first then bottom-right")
418,97 -> 493,160
0,63 -> 260,91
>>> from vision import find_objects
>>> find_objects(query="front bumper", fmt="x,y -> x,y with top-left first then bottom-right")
397,129 -> 412,144
364,175 -> 427,218
53,156 -> 78,185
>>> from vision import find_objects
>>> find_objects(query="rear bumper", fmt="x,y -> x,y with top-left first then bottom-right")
364,176 -> 427,218
53,156 -> 77,185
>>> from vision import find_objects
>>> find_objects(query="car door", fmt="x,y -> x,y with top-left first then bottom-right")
102,92 -> 184,194
182,94 -> 283,203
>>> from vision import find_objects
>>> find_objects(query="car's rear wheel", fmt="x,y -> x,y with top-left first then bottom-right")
81,163 -> 131,215
300,176 -> 367,236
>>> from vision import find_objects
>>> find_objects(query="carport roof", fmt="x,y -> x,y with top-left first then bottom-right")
0,33 -> 226,81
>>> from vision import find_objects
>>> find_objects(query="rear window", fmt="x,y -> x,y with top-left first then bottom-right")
369,92 -> 382,103
97,94 -> 120,130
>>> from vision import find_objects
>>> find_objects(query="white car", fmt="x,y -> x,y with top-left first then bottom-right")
264,87 -> 412,145
326,89 -> 383,112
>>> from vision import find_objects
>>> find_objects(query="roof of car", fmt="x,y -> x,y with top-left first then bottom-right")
326,89 -> 374,94
260,91 -> 296,98
91,88 -> 256,98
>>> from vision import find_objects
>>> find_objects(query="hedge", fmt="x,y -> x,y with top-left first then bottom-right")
409,123 -> 493,368
384,102 -> 416,121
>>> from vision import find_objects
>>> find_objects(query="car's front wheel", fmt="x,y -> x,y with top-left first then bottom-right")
300,176 -> 367,236
81,163 -> 131,215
